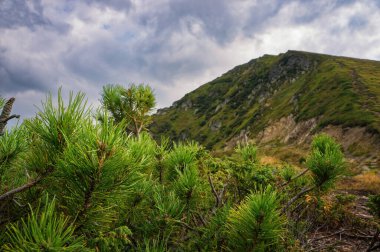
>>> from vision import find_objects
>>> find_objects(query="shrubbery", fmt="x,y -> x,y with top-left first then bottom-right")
0,88 -> 348,251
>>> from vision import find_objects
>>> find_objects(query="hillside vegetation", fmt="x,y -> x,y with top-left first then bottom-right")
150,51 -> 380,168
1,90 -> 379,251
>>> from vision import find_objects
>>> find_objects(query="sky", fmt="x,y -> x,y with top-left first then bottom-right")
1,0 -> 380,122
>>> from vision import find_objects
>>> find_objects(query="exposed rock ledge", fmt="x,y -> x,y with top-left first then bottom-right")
257,115 -> 317,145
254,115 -> 379,168
225,115 -> 380,169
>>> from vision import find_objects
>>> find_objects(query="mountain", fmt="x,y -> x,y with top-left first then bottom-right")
150,50 -> 380,168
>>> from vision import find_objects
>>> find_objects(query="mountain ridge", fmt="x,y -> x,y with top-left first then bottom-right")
150,50 -> 380,168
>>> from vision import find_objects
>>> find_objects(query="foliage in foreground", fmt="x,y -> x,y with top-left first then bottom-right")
226,186 -> 285,251
0,88 -> 348,251
3,196 -> 85,251
307,133 -> 345,191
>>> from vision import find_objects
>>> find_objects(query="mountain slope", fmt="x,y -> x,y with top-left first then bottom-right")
150,50 -> 380,166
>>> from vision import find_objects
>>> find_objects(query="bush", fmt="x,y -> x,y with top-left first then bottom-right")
367,194 -> 380,219
235,143 -> 258,163
230,162 -> 275,199
226,186 -> 285,251
165,141 -> 202,181
306,134 -> 345,191
90,226 -> 133,251
280,164 -> 296,183
0,88 -> 355,251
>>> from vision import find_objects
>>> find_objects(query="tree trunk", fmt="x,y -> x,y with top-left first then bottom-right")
0,97 -> 20,135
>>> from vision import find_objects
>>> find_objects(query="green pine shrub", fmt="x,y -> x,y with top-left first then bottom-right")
90,226 -> 132,251
368,194 -> 380,219
0,126 -> 27,184
307,134 -> 345,191
0,87 -> 354,251
165,141 -> 202,181
279,164 -> 296,183
2,196 -> 85,251
235,143 -> 258,163
226,186 -> 285,251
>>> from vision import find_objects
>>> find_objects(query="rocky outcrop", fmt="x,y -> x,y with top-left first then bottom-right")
322,125 -> 380,169
156,107 -> 169,115
224,129 -> 251,150
210,120 -> 222,131
181,100 -> 192,110
253,116 -> 379,168
215,98 -> 230,113
268,51 -> 316,83
256,115 -> 317,145
172,99 -> 192,111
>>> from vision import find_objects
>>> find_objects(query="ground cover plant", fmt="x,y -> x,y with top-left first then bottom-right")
0,86 -> 378,251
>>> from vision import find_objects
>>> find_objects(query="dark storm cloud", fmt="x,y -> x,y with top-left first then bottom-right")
62,34 -> 209,88
242,0 -> 287,35
0,63 -> 47,94
134,0 -> 239,44
146,0 -> 238,45
0,52 -> 49,93
1,0 -> 380,122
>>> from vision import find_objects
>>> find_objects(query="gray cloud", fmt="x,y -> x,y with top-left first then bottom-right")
1,0 -> 380,123
0,0 -> 49,29
242,0 -> 287,36
86,0 -> 132,12
289,0 -> 357,24
151,0 -> 238,45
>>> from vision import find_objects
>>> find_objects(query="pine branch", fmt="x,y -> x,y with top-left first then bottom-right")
208,173 -> 220,209
309,229 -> 349,242
280,168 -> 309,187
0,97 -> 20,135
0,114 -> 20,124
0,167 -> 53,202
73,178 -> 97,232
0,177 -> 42,201
281,185 -> 315,214
75,147 -> 106,230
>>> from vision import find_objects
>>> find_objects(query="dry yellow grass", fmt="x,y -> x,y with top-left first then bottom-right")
339,171 -> 380,194
260,155 -> 281,165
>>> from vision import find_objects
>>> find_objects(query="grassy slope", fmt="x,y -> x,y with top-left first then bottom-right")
150,51 -> 380,150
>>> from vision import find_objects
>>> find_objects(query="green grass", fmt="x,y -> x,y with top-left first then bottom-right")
150,51 -> 380,149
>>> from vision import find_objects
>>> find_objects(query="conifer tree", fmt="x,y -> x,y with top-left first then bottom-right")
0,87 -> 350,251
100,84 -> 156,137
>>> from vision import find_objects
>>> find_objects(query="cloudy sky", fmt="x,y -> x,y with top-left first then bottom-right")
1,0 -> 380,121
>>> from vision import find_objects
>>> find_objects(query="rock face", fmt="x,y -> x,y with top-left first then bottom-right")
321,125 -> 380,169
180,100 -> 192,110
256,115 -> 317,145
151,50 -> 380,164
210,121 -> 222,131
268,51 -> 314,82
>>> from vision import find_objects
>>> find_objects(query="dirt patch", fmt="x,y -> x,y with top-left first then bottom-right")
306,189 -> 378,252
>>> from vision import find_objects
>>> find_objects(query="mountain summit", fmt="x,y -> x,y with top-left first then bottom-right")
150,50 -> 380,167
